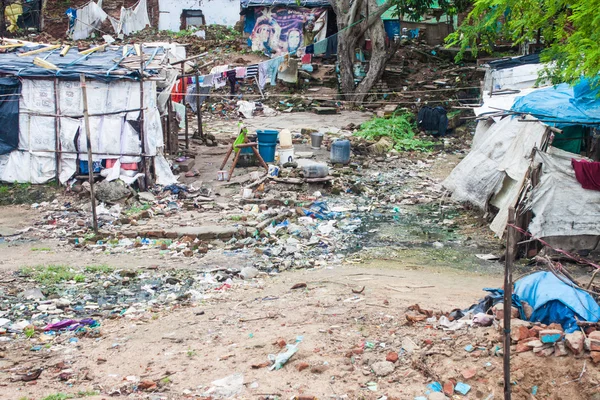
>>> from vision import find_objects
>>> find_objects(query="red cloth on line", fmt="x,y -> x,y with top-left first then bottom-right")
572,158 -> 600,191
171,79 -> 184,103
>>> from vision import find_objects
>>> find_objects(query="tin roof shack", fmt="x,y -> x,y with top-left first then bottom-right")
0,41 -> 176,186
158,0 -> 241,31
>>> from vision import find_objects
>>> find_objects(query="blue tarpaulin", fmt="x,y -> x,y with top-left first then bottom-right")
241,0 -> 330,7
0,46 -> 164,82
514,271 -> 600,333
511,79 -> 600,127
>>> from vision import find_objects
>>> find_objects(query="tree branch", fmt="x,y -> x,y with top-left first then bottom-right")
348,0 -> 362,26
356,0 -> 393,38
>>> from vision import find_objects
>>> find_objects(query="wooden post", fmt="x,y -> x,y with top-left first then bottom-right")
53,78 -> 61,184
182,64 -> 189,149
79,74 -> 98,234
139,58 -> 149,188
195,74 -> 203,140
503,207 -> 517,400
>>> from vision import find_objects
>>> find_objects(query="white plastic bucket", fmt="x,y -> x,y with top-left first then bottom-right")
279,147 -> 295,165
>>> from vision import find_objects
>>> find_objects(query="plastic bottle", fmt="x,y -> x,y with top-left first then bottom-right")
302,162 -> 329,178
279,129 -> 293,149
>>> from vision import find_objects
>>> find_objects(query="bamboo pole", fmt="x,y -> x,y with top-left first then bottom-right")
59,45 -> 71,57
17,44 -> 61,57
182,63 -> 189,150
139,58 -> 149,188
195,74 -> 203,139
79,74 -> 98,234
33,57 -> 58,70
503,207 -> 517,400
79,44 -> 107,56
53,78 -> 61,183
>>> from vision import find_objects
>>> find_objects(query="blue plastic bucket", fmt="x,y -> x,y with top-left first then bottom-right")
257,129 -> 279,162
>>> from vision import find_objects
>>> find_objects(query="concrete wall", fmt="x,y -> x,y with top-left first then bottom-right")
158,0 -> 240,30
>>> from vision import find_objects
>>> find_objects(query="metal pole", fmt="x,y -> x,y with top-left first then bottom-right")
503,207 -> 517,400
79,74 -> 98,234
195,73 -> 203,140
53,77 -> 61,183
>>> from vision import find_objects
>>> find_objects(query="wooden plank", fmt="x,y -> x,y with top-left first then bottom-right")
17,44 -> 61,57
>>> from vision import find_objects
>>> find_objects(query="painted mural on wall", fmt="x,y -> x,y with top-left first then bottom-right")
250,6 -> 328,55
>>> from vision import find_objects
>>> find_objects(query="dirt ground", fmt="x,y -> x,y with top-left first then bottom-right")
0,112 -> 599,400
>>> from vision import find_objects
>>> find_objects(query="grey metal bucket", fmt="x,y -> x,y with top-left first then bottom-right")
310,132 -> 324,149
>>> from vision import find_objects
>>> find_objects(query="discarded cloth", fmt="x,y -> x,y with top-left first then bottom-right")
417,106 -> 449,136
187,85 -> 211,112
172,101 -> 186,129
514,271 -> 600,333
200,74 -> 214,88
258,62 -> 269,89
572,158 -> 600,191
464,288 -> 525,319
67,1 -> 107,40
326,34 -> 338,57
109,0 -> 150,36
171,79 -> 184,103
301,54 -> 312,64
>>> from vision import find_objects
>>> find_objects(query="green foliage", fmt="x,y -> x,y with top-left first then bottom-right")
355,113 -> 434,152
20,265 -> 85,285
42,394 -> 72,400
24,327 -> 35,338
76,391 -> 99,397
125,203 -> 151,215
84,264 -> 114,274
446,0 -> 600,86
31,247 -> 52,252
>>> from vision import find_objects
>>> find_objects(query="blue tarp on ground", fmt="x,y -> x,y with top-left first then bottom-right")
241,0 -> 330,7
514,271 -> 600,333
0,78 -> 20,155
511,79 -> 600,127
0,46 -> 164,82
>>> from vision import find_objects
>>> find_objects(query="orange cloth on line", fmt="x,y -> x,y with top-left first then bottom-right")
171,79 -> 184,103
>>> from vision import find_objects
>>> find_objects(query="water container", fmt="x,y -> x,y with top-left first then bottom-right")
279,129 -> 293,149
330,139 -> 351,164
279,147 -> 295,165
240,133 -> 257,155
257,129 -> 279,162
302,162 -> 329,178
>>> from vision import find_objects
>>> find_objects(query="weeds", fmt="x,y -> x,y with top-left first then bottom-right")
42,394 -> 71,400
24,327 -> 35,338
20,265 -> 85,285
186,349 -> 197,357
355,112 -> 434,152
84,264 -> 114,274
31,247 -> 51,252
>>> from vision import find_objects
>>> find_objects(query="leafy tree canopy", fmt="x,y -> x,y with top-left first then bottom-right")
446,0 -> 600,85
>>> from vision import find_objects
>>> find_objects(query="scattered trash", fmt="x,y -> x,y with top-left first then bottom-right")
269,336 -> 303,370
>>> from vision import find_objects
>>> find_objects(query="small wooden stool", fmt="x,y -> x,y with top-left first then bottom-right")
220,130 -> 268,182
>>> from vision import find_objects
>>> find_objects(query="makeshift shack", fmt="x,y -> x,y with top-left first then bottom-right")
241,0 -> 335,56
0,41 -> 177,186
444,80 -> 600,253
158,0 -> 240,30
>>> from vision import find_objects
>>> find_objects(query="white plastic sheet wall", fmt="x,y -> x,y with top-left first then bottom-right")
0,78 -> 164,184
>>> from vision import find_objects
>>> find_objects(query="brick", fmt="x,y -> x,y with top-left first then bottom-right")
534,345 -> 555,357
555,341 -> 568,356
461,367 -> 477,380
296,362 -> 309,372
565,331 -> 585,355
529,326 -> 544,338
539,329 -> 564,344
588,332 -> 600,351
386,351 -> 399,363
511,325 -> 530,342
516,342 -> 532,353
443,381 -> 454,396
547,323 -> 563,331
591,352 -> 600,364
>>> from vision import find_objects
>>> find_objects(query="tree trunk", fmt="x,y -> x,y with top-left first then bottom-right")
330,0 -> 395,104
0,0 -> 6,37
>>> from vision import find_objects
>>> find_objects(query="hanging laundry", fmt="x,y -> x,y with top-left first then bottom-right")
313,39 -> 327,55
305,44 -> 314,54
572,159 -> 600,191
301,54 -> 312,64
210,65 -> 229,89
172,102 -> 186,129
258,62 -> 269,89
186,85 -> 211,113
200,74 -> 214,88
246,64 -> 259,79
109,0 -> 150,36
235,67 -> 247,79
326,34 -> 338,57
226,70 -> 237,96
171,79 -> 184,103
66,1 -> 107,40
268,57 -> 284,86
278,59 -> 299,84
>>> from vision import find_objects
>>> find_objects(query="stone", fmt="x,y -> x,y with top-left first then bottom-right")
240,267 -> 259,280
539,329 -> 564,344
521,301 -> 534,320
182,249 -> 193,257
137,192 -> 156,202
386,351 -> 399,363
18,288 -> 45,300
428,393 -> 447,400
401,337 -> 420,354
176,158 -> 196,172
174,226 -> 240,240
516,342 -> 532,353
511,325 -> 530,342
95,180 -> 131,203
368,137 -> 393,155
533,344 -> 554,357
371,361 -> 394,377
529,326 -> 544,338
461,367 -> 477,380
555,341 -> 568,356
547,323 -> 563,331
296,362 -> 309,372
565,331 -> 585,355
589,331 -> 600,352
443,381 -> 454,396
591,351 -> 600,364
